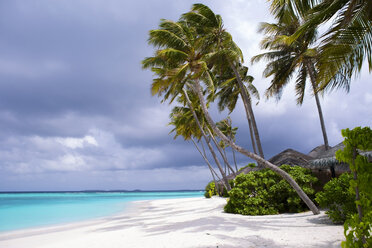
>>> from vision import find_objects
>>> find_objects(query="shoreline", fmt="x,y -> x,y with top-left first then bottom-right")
0,197 -> 344,248
0,198 -> 154,239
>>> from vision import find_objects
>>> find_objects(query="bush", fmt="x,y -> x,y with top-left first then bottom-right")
224,165 -> 317,215
336,127 -> 372,247
315,173 -> 356,224
204,181 -> 217,198
204,179 -> 235,198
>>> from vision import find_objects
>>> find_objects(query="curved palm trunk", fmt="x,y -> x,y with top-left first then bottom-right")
306,62 -> 335,178
229,61 -> 265,160
183,89 -> 231,191
192,81 -> 320,215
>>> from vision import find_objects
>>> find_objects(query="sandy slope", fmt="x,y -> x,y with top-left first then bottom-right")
0,197 -> 344,248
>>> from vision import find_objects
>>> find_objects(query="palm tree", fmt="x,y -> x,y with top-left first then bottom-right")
171,91 -> 232,190
169,103 -> 222,192
215,65 -> 260,157
251,3 -> 336,177
182,4 -> 265,159
289,0 -> 372,91
216,117 -> 239,172
142,13 -> 320,214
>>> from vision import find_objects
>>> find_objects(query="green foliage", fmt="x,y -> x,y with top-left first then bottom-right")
204,181 -> 217,198
224,165 -> 317,215
315,173 -> 356,223
336,127 -> 372,248
221,180 -> 235,197
204,180 -> 235,198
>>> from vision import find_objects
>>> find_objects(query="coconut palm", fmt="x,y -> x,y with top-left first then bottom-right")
251,4 -> 337,177
142,12 -> 320,214
170,91 -> 232,190
289,0 -> 372,91
169,103 -> 222,192
215,65 -> 260,157
182,4 -> 265,159
216,117 -> 239,172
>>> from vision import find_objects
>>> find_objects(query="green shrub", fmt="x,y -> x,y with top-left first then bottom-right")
336,127 -> 372,247
224,165 -> 317,215
219,179 -> 235,197
204,181 -> 217,198
315,173 -> 356,224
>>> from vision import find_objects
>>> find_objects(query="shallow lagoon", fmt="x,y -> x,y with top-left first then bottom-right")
0,191 -> 204,231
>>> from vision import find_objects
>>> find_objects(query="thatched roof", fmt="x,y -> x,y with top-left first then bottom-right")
268,149 -> 312,167
308,145 -> 330,158
310,142 -> 372,169
218,143 -> 371,185
225,166 -> 258,181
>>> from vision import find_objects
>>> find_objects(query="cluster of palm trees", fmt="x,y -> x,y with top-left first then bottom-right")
142,1 -> 371,215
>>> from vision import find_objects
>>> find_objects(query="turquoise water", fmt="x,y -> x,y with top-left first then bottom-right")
0,191 -> 204,232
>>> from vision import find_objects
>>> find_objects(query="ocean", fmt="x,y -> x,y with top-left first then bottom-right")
0,191 -> 204,232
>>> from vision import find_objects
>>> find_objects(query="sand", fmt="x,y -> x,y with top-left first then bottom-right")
0,197 -> 344,248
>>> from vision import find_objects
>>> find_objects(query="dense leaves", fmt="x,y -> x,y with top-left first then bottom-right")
336,127 -> 372,247
315,173 -> 356,223
204,181 -> 217,198
224,165 -> 317,215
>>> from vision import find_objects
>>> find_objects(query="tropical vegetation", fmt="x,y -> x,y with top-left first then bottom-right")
143,0 -> 372,244
142,2 -> 320,215
224,165 -> 317,215
336,127 -> 372,247
315,173 -> 356,223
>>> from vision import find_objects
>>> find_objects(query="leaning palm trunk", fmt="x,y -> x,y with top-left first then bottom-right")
229,61 -> 265,160
206,127 -> 236,176
183,89 -> 231,191
191,137 -> 221,195
232,146 -> 238,172
247,117 -> 258,155
305,61 -> 335,178
192,80 -> 320,215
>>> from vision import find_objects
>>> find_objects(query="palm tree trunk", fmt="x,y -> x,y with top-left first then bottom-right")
226,118 -> 239,172
306,62 -> 335,178
232,147 -> 238,172
248,117 -> 258,155
191,138 -> 221,180
206,127 -> 236,176
229,61 -> 265,160
200,138 -> 207,157
200,139 -> 222,196
191,81 -> 320,215
183,89 -> 231,191
191,138 -> 221,196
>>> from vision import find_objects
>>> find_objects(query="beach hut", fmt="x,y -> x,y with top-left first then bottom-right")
217,143 -> 371,192
309,142 -> 372,182
268,148 -> 312,167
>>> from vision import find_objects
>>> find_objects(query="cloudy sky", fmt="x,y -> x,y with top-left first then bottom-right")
0,0 -> 371,191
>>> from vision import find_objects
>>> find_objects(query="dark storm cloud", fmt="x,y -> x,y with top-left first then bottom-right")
0,0 -> 371,191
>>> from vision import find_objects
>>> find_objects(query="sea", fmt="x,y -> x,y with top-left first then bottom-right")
0,191 -> 204,232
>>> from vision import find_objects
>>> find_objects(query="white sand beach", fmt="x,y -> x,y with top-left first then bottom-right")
0,197 -> 344,248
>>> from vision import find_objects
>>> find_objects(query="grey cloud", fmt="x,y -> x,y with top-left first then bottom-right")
0,0 -> 371,191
